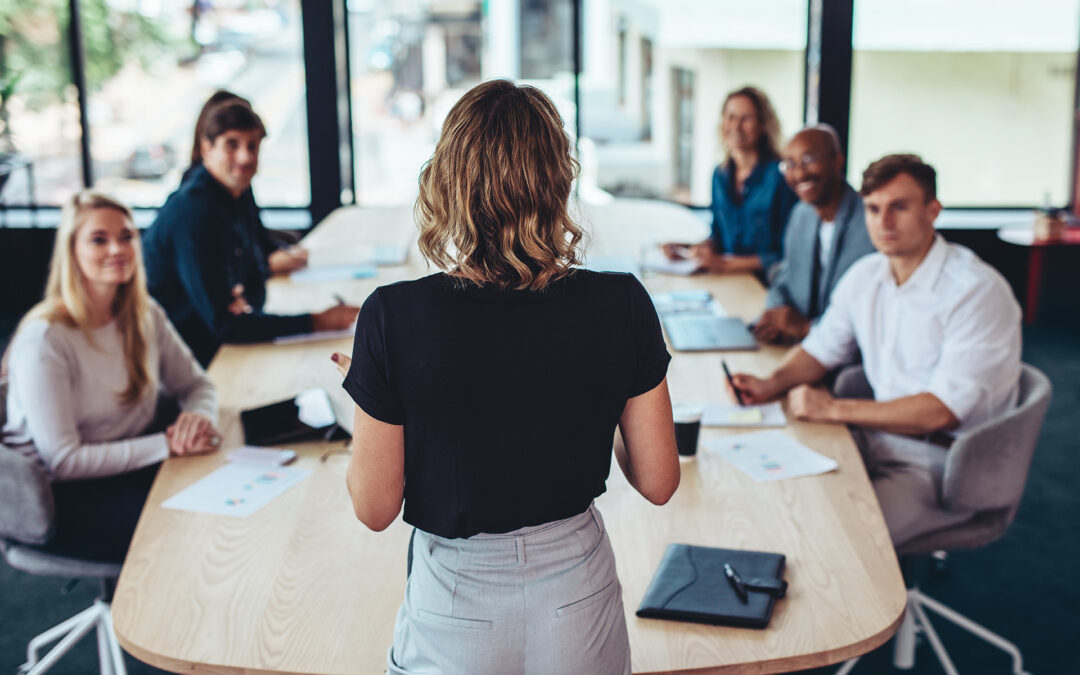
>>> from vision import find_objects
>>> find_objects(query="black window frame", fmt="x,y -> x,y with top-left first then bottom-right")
2,0 -> 1078,220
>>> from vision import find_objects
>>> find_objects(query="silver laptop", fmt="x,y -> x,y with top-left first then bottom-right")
662,314 -> 759,352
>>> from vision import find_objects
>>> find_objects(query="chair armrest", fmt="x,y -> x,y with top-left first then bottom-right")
831,365 -> 873,400
941,365 -> 1052,512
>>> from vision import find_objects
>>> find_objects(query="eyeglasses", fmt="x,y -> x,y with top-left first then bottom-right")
779,152 -> 834,174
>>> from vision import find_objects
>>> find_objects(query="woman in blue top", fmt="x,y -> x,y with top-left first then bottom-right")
664,86 -> 796,276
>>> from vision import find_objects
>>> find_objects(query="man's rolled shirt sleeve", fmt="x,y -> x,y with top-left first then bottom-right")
925,281 -> 1021,425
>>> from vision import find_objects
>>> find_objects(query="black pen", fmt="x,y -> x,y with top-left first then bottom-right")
724,562 -> 749,603
721,360 -> 745,407
333,293 -> 346,305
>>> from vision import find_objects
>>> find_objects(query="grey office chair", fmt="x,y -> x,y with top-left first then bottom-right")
831,364 -> 1051,675
0,378 -> 129,675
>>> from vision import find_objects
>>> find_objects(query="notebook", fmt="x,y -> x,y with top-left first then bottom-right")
661,314 -> 758,351
636,544 -> 787,629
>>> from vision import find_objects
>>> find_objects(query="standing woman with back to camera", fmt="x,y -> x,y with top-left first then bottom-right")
331,79 -> 680,673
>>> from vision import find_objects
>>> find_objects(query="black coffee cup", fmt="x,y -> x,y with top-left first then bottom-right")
672,404 -> 703,457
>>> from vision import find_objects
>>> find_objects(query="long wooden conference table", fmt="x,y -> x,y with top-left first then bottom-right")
113,199 -> 906,674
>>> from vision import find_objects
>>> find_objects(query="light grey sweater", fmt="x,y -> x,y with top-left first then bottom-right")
2,300 -> 218,481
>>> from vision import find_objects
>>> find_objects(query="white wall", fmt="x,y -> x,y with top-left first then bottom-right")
848,50 -> 1076,206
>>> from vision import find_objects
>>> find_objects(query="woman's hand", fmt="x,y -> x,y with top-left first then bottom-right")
166,412 -> 221,457
331,352 -> 352,378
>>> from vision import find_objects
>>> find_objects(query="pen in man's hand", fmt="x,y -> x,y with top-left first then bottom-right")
724,562 -> 749,603
722,360 -> 745,407
333,293 -> 346,305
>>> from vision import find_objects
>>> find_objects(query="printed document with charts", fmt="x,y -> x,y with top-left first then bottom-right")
162,462 -> 311,518
705,430 -> 837,482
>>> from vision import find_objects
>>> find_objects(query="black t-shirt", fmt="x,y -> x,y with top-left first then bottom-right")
343,270 -> 670,539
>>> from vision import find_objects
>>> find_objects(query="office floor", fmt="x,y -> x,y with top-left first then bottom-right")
1,283 -> 1078,675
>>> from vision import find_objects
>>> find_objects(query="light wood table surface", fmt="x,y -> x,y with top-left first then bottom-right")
113,199 -> 906,674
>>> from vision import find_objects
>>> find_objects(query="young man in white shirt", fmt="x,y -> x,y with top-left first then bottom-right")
731,154 -> 1022,546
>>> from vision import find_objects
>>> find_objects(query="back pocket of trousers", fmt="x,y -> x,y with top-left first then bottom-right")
555,580 -> 617,618
416,608 -> 494,631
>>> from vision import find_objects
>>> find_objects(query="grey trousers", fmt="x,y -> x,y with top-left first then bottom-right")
387,503 -> 631,675
850,427 -> 977,547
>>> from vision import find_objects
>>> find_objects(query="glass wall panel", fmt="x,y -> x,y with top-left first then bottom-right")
579,0 -> 807,205
850,0 -> 1079,206
82,0 -> 309,208
348,0 -> 574,206
0,1 -> 83,207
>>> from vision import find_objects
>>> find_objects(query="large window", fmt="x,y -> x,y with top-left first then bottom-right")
5,2 -> 1080,214
0,0 -> 310,209
849,0 -> 1080,206
579,0 -> 807,205
0,1 -> 83,206
86,0 -> 309,208
348,0 -> 574,206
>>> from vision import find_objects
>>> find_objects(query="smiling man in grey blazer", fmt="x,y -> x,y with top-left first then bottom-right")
754,125 -> 875,344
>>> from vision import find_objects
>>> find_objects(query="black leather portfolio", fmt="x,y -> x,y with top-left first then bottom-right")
636,544 -> 787,629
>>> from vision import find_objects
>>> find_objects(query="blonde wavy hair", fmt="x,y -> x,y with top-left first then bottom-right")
719,86 -> 783,160
415,79 -> 585,291
12,190 -> 152,405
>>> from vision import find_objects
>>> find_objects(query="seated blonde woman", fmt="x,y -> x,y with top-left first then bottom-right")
2,190 -> 220,564
331,79 -> 680,674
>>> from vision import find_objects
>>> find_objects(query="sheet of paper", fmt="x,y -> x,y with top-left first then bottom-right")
702,401 -> 786,427
162,463 -> 312,518
290,265 -> 377,284
307,244 -> 407,268
640,247 -> 699,276
272,323 -> 355,345
704,430 -> 838,482
295,388 -> 337,428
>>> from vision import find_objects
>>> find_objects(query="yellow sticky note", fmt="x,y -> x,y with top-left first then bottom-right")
726,408 -> 764,424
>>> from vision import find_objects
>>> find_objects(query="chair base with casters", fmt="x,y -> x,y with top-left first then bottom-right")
2,542 -> 129,675
1,377 -> 135,675
830,364 -> 1051,675
836,576 -> 1029,675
